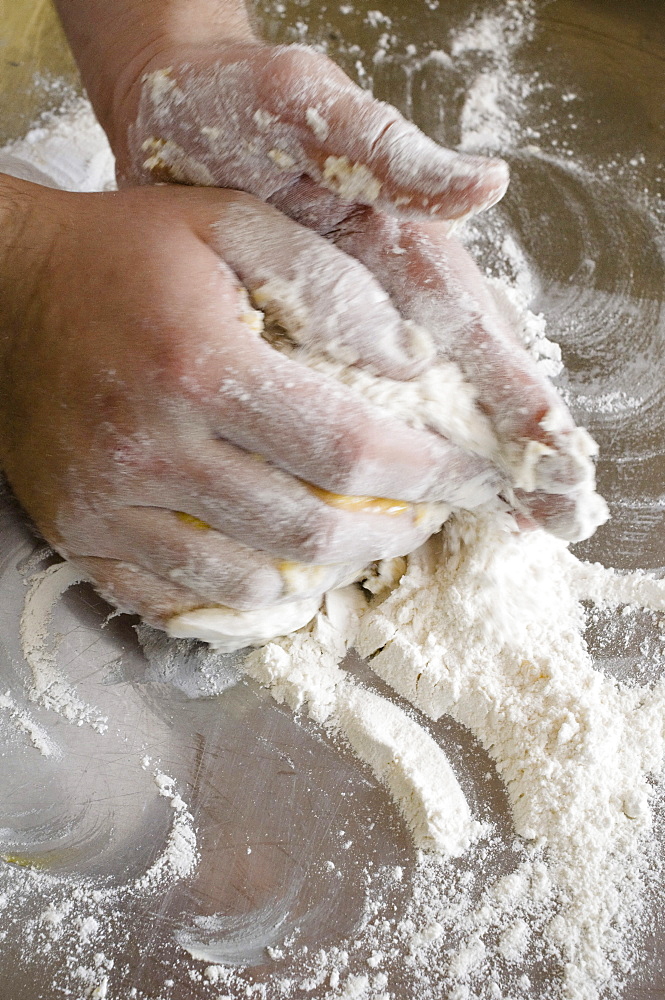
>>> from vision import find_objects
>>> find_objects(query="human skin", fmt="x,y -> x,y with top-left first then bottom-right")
52,0 -> 595,525
0,177 -> 501,626
0,1 -> 598,627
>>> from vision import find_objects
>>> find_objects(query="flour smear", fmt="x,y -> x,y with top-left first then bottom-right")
1,2 -> 664,1000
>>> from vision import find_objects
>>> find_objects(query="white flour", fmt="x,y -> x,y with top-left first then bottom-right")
0,98 -> 114,191
2,2 -> 664,999
237,511 -> 665,1000
0,690 -> 58,758
134,768 -> 199,886
244,596 -> 485,855
19,560 -> 108,733
0,754 -> 197,1000
452,0 -> 538,154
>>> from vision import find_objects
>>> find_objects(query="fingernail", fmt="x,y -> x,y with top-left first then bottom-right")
472,157 -> 510,211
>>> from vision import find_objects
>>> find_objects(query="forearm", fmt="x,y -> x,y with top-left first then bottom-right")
0,175 -> 39,352
53,0 -> 255,148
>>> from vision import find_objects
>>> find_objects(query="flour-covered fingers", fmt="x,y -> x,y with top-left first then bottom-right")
71,555 -> 323,646
205,192 -> 434,378
183,328 -> 502,509
249,46 -> 510,220
70,556 -> 207,627
511,488 -> 609,544
332,216 -> 601,502
397,231 -> 602,500
127,44 -> 508,222
82,506 -> 365,609
150,435 -> 455,565
85,507 -> 282,609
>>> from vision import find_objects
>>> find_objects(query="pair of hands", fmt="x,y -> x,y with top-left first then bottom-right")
0,33 -> 598,630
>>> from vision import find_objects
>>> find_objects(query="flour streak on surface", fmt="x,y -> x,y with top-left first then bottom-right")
19,561 -> 108,734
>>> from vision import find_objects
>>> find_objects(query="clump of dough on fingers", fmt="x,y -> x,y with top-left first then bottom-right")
164,277 -> 607,652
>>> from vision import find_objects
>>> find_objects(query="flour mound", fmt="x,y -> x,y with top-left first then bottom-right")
247,512 -> 665,999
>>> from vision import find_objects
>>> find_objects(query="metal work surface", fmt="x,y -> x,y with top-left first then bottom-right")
0,1 -> 663,998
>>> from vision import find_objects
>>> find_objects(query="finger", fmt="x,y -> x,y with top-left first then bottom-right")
133,46 -> 508,221
267,175 -> 358,236
71,556 -> 205,627
205,192 -> 435,378
511,488 -> 610,543
87,506 -> 365,609
251,46 -> 509,219
71,556 -> 321,646
176,317 -> 503,512
330,213 -> 599,497
140,434 -> 456,565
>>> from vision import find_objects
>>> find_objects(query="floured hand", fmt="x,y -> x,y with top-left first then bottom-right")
303,206 -> 609,542
0,177 -> 499,629
112,42 -> 509,222
105,37 -> 604,540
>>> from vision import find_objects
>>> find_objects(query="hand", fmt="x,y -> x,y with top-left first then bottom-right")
51,1 -> 607,542
0,177 -> 499,628
113,41 -> 509,222
299,203 -> 607,542
106,39 -> 605,541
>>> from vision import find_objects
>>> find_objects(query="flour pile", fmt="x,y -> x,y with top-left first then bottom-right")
243,512 -> 665,999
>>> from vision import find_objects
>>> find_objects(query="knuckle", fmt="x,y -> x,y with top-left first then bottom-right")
290,506 -> 346,564
95,422 -> 163,481
266,45 -> 338,88
226,568 -> 280,611
326,419 -> 377,495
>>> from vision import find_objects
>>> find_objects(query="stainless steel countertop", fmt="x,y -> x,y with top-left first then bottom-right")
0,1 -> 663,998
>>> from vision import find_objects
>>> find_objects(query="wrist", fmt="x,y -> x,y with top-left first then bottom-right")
54,0 -> 256,155
0,175 -> 44,341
